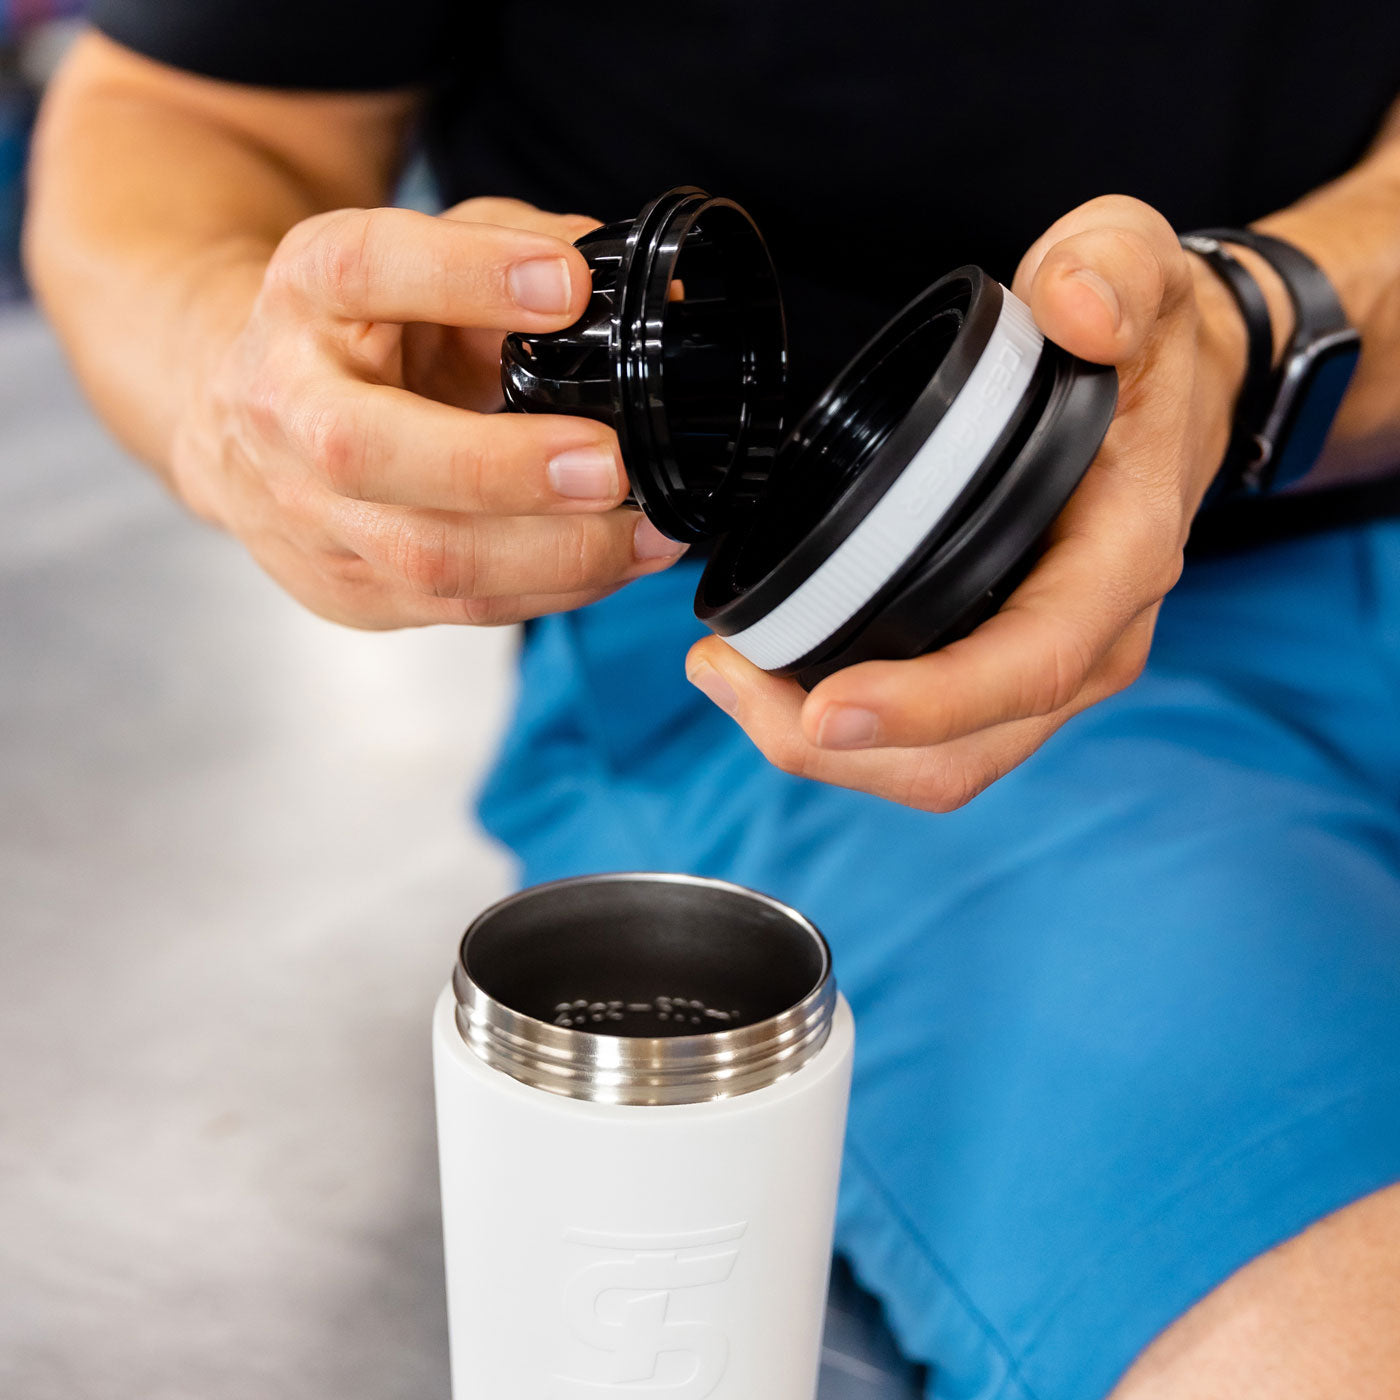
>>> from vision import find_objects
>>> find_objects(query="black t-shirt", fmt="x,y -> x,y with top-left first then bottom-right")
90,0 -> 1400,538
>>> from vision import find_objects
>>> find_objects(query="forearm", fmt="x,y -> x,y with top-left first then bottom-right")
24,32 -> 414,479
1241,95 -> 1400,487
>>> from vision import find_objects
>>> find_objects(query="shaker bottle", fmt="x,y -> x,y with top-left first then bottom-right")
432,871 -> 855,1399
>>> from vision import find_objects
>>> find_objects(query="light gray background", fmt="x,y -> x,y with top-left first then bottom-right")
0,305 -> 919,1399
1,303 -> 515,1399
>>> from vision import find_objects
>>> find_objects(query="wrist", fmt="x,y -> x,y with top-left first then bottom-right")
1185,237 -> 1296,391
1256,201 -> 1393,334
1184,234 -> 1305,506
169,240 -> 269,409
1225,242 -> 1296,363
1186,253 -> 1251,503
166,245 -> 270,525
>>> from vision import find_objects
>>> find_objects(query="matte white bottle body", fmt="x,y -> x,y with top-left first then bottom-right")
432,985 -> 855,1400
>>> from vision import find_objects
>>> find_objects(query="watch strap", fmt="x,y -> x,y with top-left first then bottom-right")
1192,228 -> 1349,337
1188,227 -> 1361,495
1179,233 -> 1276,500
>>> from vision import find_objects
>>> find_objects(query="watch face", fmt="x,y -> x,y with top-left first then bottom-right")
1269,334 -> 1361,492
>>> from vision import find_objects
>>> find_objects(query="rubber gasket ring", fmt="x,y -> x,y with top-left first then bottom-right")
698,271 -> 1049,669
788,345 -> 1118,686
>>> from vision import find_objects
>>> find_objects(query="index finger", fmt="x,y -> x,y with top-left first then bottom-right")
270,206 -> 593,330
292,378 -> 628,515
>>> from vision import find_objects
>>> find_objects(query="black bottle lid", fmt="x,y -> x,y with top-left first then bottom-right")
502,187 -> 786,543
502,188 -> 1117,685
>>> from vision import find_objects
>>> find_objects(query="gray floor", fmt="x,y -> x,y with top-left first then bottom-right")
0,304 -> 921,1399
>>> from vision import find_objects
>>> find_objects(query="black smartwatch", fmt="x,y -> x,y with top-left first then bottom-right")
1183,228 -> 1360,496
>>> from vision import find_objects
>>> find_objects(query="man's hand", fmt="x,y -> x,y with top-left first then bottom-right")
170,197 -> 687,629
685,195 -> 1246,810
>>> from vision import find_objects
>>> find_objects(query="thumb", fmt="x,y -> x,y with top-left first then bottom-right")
1011,195 -> 1191,365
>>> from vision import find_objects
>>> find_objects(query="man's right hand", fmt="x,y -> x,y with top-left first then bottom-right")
169,197 -> 688,629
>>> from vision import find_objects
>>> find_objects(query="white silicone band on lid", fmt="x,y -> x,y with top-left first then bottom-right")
723,288 -> 1044,672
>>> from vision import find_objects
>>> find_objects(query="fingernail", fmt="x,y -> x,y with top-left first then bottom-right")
548,446 -> 619,501
816,704 -> 880,750
509,257 -> 573,314
687,662 -> 738,717
1070,268 -> 1122,331
633,514 -> 689,562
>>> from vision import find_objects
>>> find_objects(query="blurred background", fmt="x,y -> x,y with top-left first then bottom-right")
0,11 -> 922,1398
2,10 -> 523,1397
2,4 -> 76,299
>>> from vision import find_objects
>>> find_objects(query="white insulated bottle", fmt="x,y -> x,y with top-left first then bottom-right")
433,872 -> 855,1400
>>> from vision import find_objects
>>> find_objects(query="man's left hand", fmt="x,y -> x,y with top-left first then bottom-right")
684,195 -> 1248,810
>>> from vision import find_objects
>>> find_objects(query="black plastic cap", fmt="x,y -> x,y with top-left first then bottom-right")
692,267 -> 1118,687
502,187 -> 787,543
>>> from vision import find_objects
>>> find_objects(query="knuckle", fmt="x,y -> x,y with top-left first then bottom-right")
1153,547 -> 1185,600
316,545 -> 378,592
471,251 -> 517,312
924,781 -> 981,815
242,365 -> 291,440
306,210 -> 378,315
456,594 -> 513,626
300,400 -> 363,497
551,518 -> 605,591
766,732 -> 813,779
1081,193 -> 1146,221
266,211 -> 350,301
298,546 -> 408,629
263,224 -> 315,301
1088,195 -> 1174,247
1026,622 -> 1096,715
1120,509 -> 1185,604
1114,224 -> 1162,273
1093,225 -> 1166,304
903,751 -> 986,813
1101,641 -> 1149,696
398,521 -> 476,599
445,436 -> 491,508
432,227 -> 508,307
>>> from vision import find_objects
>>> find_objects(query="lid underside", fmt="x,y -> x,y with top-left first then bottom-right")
501,186 -> 788,543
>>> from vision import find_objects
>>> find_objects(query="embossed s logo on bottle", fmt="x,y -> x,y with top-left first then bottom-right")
555,1222 -> 747,1398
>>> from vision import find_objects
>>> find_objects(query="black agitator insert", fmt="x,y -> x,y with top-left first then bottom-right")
502,186 -> 1118,686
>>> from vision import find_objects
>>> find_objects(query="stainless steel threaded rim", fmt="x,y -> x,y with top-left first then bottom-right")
452,872 -> 837,1106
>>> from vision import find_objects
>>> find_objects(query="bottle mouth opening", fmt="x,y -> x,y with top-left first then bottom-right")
452,873 -> 836,1105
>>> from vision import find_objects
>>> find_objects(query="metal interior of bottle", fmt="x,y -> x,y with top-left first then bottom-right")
452,872 -> 836,1105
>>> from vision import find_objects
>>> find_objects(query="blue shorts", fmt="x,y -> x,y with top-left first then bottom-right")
476,521 -> 1400,1400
